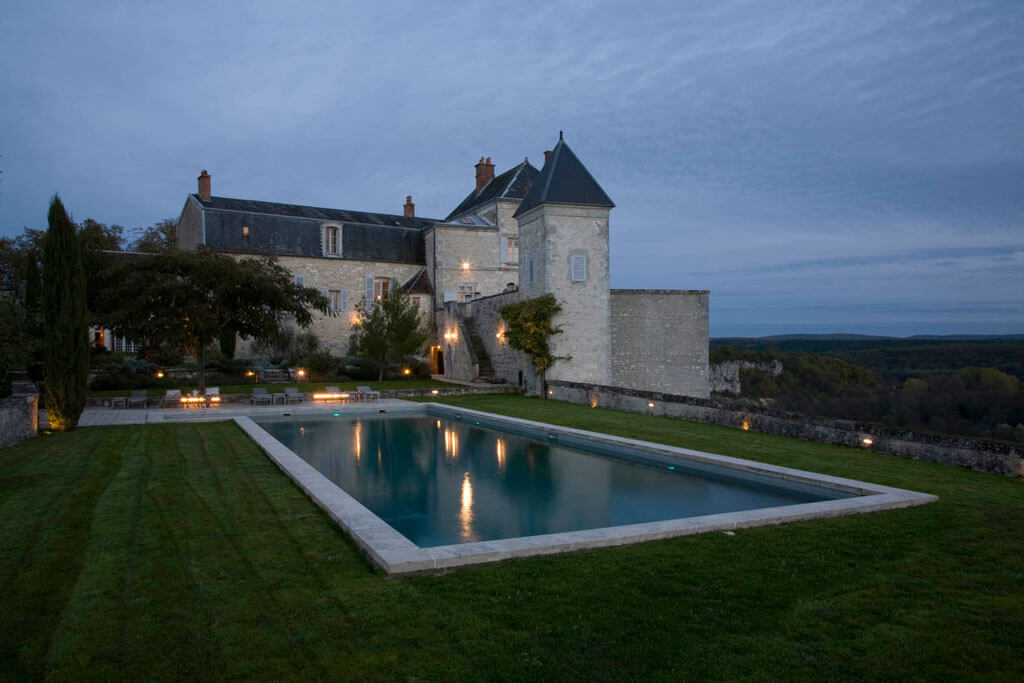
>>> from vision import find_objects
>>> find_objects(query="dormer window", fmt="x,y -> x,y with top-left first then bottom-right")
322,224 -> 341,257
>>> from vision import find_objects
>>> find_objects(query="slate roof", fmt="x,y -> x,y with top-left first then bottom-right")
401,267 -> 433,295
195,195 -> 437,229
445,160 -> 540,221
513,134 -> 614,218
195,195 -> 432,264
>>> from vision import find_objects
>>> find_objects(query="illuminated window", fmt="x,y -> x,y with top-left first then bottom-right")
374,277 -> 389,305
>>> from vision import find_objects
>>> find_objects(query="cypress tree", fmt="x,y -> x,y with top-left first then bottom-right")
42,196 -> 90,430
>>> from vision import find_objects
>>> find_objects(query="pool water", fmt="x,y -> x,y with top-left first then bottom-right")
256,414 -> 851,547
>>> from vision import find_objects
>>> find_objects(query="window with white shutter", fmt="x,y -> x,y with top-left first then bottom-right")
294,274 -> 306,287
341,290 -> 348,311
570,253 -> 587,282
321,224 -> 341,256
327,289 -> 342,312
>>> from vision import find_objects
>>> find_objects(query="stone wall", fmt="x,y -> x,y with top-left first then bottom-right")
0,384 -> 39,449
610,289 -> 710,398
176,196 -> 203,249
460,291 -> 538,392
709,359 -> 783,395
548,379 -> 1023,477
234,254 -> 426,358
517,203 -> 612,385
429,224 -> 517,311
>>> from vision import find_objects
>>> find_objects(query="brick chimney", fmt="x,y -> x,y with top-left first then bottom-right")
197,170 -> 211,200
403,195 -> 415,217
475,156 -> 494,193
543,150 -> 552,164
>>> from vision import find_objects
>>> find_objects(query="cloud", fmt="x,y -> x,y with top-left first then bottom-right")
1,0 -> 1021,335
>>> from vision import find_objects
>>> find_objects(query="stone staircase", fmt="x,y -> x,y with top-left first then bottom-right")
258,367 -> 291,384
466,322 -> 503,384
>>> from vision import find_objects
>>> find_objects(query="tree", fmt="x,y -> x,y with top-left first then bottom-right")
499,294 -> 568,399
131,219 -> 178,253
42,196 -> 90,430
96,248 -> 329,392
351,288 -> 427,382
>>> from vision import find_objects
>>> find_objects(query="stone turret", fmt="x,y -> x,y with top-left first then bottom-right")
514,133 -> 615,386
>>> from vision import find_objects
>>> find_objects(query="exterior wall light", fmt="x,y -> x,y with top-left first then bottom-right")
647,402 -> 655,409
403,368 -> 411,375
297,369 -> 305,377
741,419 -> 750,431
156,371 -> 164,378
462,261 -> 470,270
862,437 -> 874,448
431,389 -> 439,395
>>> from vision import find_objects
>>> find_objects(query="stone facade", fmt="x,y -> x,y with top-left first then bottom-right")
178,135 -> 709,391
517,204 -> 612,386
610,289 -> 710,398
236,254 -> 427,357
428,223 -> 517,311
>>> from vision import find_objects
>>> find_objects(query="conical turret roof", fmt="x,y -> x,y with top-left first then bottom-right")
513,133 -> 614,218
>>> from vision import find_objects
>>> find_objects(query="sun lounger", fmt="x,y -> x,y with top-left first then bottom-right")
161,389 -> 182,408
206,387 -> 221,406
126,390 -> 147,408
356,385 -> 380,401
251,387 -> 272,405
284,386 -> 305,403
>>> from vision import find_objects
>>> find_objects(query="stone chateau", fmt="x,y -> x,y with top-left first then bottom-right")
177,133 -> 710,398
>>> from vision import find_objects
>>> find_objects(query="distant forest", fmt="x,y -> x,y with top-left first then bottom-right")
710,336 -> 1024,443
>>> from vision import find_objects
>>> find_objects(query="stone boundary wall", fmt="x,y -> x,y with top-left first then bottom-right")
1,387 -> 39,449
610,289 -> 710,398
710,359 -> 783,395
548,379 -> 1023,477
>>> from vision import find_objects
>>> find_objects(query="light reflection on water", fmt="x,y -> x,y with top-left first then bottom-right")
459,472 -> 475,542
258,415 -> 848,548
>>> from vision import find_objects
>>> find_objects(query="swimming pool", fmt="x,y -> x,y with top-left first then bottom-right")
236,403 -> 936,574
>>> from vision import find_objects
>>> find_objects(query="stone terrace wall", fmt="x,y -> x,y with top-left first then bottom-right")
1,385 -> 39,449
610,289 -> 710,398
709,359 -> 783,395
459,291 -> 538,393
548,379 -> 1023,477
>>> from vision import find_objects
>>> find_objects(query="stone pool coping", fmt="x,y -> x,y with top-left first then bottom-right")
233,402 -> 938,575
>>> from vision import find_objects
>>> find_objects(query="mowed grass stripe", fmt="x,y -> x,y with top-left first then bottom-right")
0,427 -> 131,678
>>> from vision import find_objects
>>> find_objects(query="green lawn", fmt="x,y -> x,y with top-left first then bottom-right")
2,395 -> 1022,679
88,378 -> 455,398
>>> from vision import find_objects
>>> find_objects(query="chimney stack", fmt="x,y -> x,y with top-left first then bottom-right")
197,169 -> 211,200
403,195 -> 415,217
475,156 -> 494,193
543,150 -> 552,164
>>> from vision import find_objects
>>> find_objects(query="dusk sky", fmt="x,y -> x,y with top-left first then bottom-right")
2,1 -> 1021,337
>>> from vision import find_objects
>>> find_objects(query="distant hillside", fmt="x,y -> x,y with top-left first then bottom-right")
711,335 -> 1024,382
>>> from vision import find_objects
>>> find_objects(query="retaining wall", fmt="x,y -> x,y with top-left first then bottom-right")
548,379 -> 1023,477
0,385 -> 39,448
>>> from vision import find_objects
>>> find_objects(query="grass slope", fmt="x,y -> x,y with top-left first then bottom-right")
2,395 -> 1022,679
